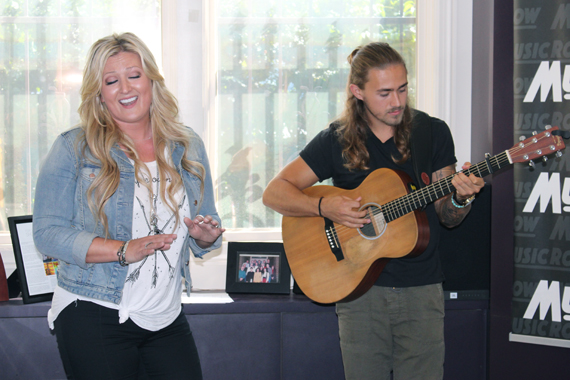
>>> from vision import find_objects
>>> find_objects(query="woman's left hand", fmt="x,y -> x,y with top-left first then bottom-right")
184,215 -> 225,249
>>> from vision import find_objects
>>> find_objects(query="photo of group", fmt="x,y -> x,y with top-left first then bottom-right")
237,254 -> 280,284
225,242 -> 291,295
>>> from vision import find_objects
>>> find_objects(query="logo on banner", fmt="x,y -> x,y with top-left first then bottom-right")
523,280 -> 570,322
514,7 -> 540,27
521,173 -> 570,241
551,3 -> 570,29
523,61 -> 570,103
522,172 -> 570,214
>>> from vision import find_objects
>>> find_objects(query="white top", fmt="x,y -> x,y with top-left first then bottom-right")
48,160 -> 191,331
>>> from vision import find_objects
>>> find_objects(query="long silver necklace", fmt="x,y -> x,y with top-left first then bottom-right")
149,165 -> 160,235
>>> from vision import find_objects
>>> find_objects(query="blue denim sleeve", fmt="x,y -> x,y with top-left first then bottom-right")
33,131 -> 97,269
185,129 -> 223,258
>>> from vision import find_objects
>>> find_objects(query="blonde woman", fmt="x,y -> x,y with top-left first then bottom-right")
33,32 -> 224,379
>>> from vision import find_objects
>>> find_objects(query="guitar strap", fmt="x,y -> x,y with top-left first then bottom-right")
409,109 -> 433,188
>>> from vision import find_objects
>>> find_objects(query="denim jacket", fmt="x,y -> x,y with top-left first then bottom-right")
33,127 -> 222,304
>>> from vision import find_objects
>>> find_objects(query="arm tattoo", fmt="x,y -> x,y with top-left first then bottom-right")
433,165 -> 471,228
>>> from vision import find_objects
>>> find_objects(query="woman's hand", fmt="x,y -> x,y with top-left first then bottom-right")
124,234 -> 177,263
184,215 -> 225,249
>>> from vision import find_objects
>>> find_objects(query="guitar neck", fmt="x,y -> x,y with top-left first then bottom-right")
381,151 -> 510,223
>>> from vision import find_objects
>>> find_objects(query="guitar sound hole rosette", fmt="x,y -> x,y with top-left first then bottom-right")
358,203 -> 386,240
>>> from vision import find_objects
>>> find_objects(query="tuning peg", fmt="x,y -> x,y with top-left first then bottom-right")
532,131 -> 538,135
543,156 -> 548,162
556,151 -> 563,158
519,135 -> 526,141
529,160 -> 535,167
545,125 -> 552,130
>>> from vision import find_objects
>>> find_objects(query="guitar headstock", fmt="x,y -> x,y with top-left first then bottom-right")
509,126 -> 566,165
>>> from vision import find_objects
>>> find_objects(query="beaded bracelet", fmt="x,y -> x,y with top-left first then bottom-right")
451,193 -> 475,208
117,240 -> 131,267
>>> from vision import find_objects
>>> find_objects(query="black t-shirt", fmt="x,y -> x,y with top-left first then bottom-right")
299,114 -> 457,287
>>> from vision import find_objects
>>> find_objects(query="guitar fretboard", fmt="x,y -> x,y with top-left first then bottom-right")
380,151 -> 510,223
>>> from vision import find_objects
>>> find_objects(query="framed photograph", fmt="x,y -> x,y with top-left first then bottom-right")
225,242 -> 291,295
8,215 -> 58,304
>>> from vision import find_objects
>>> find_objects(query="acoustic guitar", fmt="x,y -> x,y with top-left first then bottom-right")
282,127 -> 567,304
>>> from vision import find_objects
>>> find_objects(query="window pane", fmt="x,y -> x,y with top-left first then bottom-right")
0,0 -> 161,231
215,0 -> 416,229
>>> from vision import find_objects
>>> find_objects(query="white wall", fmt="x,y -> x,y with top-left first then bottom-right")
417,0 -> 474,167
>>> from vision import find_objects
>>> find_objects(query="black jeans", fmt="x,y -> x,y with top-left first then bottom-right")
54,300 -> 202,380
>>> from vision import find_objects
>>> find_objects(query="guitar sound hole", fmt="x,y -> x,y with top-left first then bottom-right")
358,203 -> 386,239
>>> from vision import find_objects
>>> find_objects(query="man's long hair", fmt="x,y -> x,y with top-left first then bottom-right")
336,42 -> 413,171
77,32 -> 205,235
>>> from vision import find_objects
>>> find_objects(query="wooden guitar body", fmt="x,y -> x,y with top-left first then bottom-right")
282,168 -> 429,304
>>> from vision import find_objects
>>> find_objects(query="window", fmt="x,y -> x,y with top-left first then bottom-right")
0,0 -> 162,271
0,3 -> 420,224
2,1 -> 481,287
213,0 -> 417,230
0,0 -> 162,232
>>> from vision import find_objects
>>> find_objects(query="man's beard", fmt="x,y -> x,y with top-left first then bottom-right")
363,100 -> 405,127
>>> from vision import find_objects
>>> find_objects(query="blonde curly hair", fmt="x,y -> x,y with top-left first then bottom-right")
77,32 -> 204,235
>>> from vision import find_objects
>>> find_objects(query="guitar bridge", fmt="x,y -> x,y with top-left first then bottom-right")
324,217 -> 344,261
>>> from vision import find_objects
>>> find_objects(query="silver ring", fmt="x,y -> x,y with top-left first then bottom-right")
145,242 -> 152,248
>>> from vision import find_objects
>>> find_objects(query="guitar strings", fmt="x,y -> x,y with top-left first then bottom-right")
327,131 -> 557,240
329,153 -> 509,240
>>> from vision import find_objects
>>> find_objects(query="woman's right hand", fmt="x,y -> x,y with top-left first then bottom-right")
124,234 -> 177,263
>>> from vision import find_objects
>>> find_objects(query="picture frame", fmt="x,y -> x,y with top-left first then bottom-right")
8,215 -> 58,304
225,242 -> 291,295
